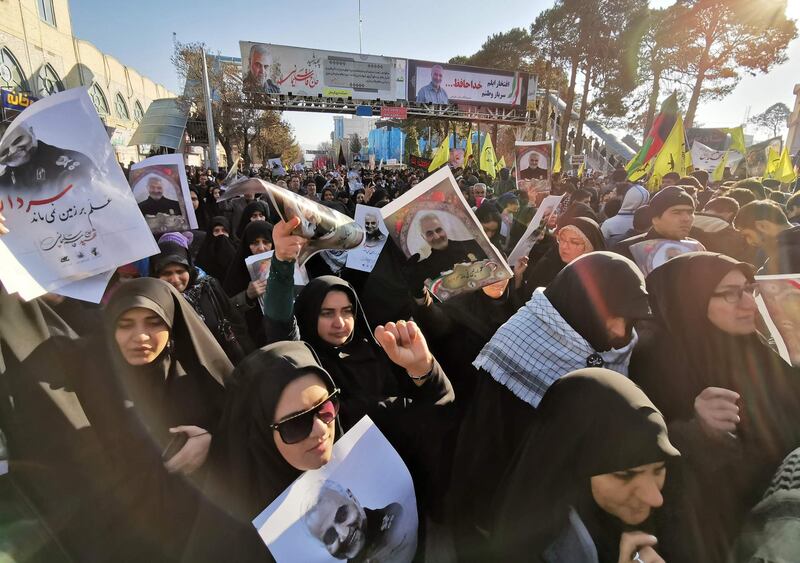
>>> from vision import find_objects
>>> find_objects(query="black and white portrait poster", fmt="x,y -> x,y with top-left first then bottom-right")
514,141 -> 553,197
381,167 -> 512,301
346,204 -> 388,273
253,416 -> 418,563
0,87 -> 157,295
129,154 -> 197,234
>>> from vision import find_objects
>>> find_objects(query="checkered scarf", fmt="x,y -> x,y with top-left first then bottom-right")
473,288 -> 638,408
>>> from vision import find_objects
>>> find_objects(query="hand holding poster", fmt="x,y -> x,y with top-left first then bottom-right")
253,416 -> 418,563
507,194 -> 565,267
129,154 -> 197,235
755,275 -> 800,367
0,88 -> 157,296
380,167 -> 512,301
629,239 -> 706,277
515,141 -> 553,197
245,250 -> 308,312
219,178 -> 364,265
345,204 -> 389,273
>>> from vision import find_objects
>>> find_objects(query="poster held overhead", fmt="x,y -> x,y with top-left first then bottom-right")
381,167 -> 512,301
755,275 -> 800,367
0,87 -> 158,296
514,141 -> 553,199
129,154 -> 197,234
218,178 -> 364,265
346,204 -> 389,273
253,417 -> 418,563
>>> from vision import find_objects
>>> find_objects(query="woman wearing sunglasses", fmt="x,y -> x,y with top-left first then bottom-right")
630,252 -> 800,562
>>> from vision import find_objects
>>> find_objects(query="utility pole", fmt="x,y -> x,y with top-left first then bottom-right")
201,47 -> 218,172
358,0 -> 363,54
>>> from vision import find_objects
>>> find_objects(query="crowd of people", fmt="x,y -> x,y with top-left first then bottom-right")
3,155 -> 800,563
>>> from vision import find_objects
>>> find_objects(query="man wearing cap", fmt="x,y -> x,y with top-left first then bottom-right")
614,186 -> 704,261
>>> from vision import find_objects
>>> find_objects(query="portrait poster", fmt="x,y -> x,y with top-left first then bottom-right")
380,167 -> 512,301
253,416 -> 418,563
515,141 -> 553,196
219,178 -> 364,266
245,250 -> 309,313
755,275 -> 800,367
745,137 -> 782,177
129,154 -> 197,235
507,194 -> 565,266
628,239 -> 706,277
346,204 -> 389,273
0,87 -> 158,296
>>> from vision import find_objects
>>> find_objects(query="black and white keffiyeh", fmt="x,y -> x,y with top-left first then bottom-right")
473,288 -> 638,408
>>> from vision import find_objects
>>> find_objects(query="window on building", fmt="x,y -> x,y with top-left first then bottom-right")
115,93 -> 130,120
36,0 -> 57,26
89,83 -> 109,116
133,101 -> 145,123
0,48 -> 30,93
37,64 -> 63,97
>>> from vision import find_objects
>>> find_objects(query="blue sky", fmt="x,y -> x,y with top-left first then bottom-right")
70,0 -> 800,148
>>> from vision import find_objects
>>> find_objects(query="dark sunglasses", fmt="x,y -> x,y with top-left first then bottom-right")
270,388 -> 340,444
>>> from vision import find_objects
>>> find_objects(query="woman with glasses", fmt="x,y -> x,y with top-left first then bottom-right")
519,216 -> 605,301
631,252 -> 800,562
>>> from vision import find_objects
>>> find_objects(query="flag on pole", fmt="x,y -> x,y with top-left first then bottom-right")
577,160 -> 585,178
647,114 -> 687,191
712,151 -> 729,182
553,141 -> 562,174
765,146 -> 782,178
427,137 -> 450,172
772,148 -> 798,184
626,92 -> 679,179
495,155 -> 506,172
723,126 -> 747,155
480,133 -> 497,179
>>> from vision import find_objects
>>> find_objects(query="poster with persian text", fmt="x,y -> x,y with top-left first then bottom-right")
0,87 -> 157,295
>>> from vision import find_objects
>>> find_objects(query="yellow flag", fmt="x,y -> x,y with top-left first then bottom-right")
712,151 -> 729,182
480,133 -> 497,179
577,160 -> 585,178
765,146 -> 783,178
427,137 -> 450,172
647,115 -> 687,191
553,141 -> 562,173
464,133 -> 473,166
495,156 -> 506,172
724,126 -> 746,155
773,147 -> 798,184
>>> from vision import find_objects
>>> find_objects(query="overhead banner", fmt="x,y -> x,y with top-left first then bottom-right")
240,42 -> 407,101
407,60 -> 528,108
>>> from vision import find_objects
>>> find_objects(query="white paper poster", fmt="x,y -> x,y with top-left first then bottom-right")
755,275 -> 800,367
129,154 -> 197,234
345,204 -> 388,273
507,194 -> 565,266
253,417 -> 418,563
629,239 -> 706,277
0,88 -> 158,295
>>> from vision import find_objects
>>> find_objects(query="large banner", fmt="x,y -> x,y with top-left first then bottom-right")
690,142 -> 743,174
240,42 -> 407,101
0,88 -> 157,296
407,60 -> 528,108
687,128 -> 728,151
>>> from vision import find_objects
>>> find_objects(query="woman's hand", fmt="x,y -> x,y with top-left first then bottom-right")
374,320 -> 433,384
618,532 -> 664,563
246,279 -> 267,300
273,217 -> 308,262
514,256 -> 529,289
163,426 -> 211,475
694,386 -> 740,439
364,184 -> 376,203
0,212 -> 8,235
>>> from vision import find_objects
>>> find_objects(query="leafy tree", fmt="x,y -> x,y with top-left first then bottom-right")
349,134 -> 363,156
677,0 -> 797,128
750,102 -> 791,137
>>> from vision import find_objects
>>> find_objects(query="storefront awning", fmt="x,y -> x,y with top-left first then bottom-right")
128,98 -> 187,150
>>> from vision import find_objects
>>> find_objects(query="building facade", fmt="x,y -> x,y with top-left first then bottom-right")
788,83 -> 800,157
0,0 -> 175,163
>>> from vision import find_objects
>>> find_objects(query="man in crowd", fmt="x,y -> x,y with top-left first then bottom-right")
137,176 -> 182,216
734,200 -> 800,274
691,196 -> 753,263
416,65 -> 449,105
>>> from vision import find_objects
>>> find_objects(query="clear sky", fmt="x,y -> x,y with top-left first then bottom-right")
70,0 -> 800,149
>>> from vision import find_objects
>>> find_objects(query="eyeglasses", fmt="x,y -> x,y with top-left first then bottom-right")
557,236 -> 586,249
711,283 -> 758,304
270,388 -> 340,444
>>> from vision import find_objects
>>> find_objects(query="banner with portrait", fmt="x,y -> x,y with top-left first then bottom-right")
129,154 -> 197,234
239,42 -> 407,102
629,239 -> 706,277
218,178 -> 364,266
407,60 -> 528,108
380,167 -> 512,301
346,204 -> 389,273
514,141 -> 553,197
0,87 -> 157,298
253,417 -> 418,563
755,274 -> 800,367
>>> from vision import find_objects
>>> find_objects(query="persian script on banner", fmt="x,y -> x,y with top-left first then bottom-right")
0,88 -> 157,297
